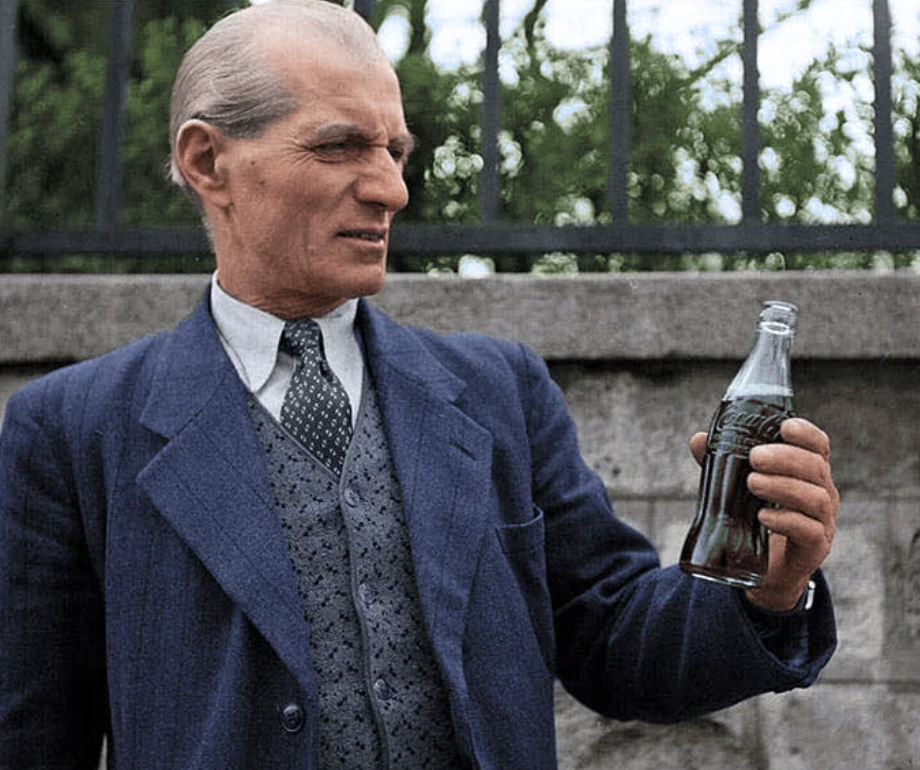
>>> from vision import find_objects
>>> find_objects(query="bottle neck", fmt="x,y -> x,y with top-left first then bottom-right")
725,324 -> 794,399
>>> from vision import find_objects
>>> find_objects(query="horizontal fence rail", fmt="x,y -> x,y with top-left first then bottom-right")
3,222 -> 920,258
0,0 -> 911,269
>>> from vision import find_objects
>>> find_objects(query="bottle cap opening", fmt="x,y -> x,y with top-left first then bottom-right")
759,300 -> 797,333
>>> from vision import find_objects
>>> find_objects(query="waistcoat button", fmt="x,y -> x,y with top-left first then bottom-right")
343,487 -> 360,507
373,677 -> 394,701
280,703 -> 305,733
358,581 -> 374,606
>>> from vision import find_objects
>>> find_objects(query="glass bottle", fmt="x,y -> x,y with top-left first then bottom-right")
679,301 -> 797,588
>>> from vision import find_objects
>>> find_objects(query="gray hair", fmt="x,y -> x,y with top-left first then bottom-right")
168,0 -> 384,211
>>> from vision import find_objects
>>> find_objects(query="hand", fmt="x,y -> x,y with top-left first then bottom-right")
689,418 -> 839,611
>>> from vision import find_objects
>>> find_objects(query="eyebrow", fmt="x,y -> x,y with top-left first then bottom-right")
311,122 -> 417,155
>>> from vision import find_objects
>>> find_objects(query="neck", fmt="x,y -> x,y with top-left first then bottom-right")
214,273 -> 350,320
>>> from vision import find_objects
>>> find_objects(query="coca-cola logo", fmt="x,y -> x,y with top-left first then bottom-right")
709,399 -> 788,454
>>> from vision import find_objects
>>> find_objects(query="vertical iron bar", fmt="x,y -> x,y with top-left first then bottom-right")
741,0 -> 761,226
873,0 -> 894,225
353,0 -> 376,21
95,0 -> 136,232
0,0 -> 18,230
481,0 -> 501,224
608,0 -> 629,224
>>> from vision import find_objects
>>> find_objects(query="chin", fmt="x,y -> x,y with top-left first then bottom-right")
346,264 -> 387,298
349,277 -> 385,300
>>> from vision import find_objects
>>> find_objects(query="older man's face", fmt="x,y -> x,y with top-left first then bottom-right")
214,32 -> 413,318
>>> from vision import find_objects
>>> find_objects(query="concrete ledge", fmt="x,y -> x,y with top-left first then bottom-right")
0,274 -> 207,364
1,270 -> 917,363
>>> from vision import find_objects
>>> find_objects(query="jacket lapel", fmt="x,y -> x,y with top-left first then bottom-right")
135,300 -> 313,691
359,302 -> 494,653
132,296 -> 495,691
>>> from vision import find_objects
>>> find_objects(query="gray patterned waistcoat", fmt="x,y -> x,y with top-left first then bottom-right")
248,381 -> 467,769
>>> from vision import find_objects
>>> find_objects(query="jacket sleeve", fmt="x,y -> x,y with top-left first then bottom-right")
0,380 -> 107,769
517,344 -> 837,723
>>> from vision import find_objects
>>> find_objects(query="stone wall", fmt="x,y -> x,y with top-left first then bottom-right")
1,271 -> 918,769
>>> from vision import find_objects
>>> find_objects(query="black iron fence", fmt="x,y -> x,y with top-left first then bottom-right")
0,0 -> 916,270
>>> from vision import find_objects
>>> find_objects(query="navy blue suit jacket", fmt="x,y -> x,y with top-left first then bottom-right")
0,296 -> 836,769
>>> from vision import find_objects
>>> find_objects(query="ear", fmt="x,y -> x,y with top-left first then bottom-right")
174,119 -> 233,209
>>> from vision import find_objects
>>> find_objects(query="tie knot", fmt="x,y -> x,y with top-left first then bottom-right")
281,319 -> 323,360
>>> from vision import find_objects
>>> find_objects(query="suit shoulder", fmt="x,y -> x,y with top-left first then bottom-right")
22,329 -> 166,391
11,296 -> 214,416
406,324 -> 542,377
361,302 -> 550,389
7,328 -> 171,432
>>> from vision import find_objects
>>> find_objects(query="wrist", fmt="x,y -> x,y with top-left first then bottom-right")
745,578 -> 816,613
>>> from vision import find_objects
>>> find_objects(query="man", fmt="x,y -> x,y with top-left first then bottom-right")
0,2 -> 838,768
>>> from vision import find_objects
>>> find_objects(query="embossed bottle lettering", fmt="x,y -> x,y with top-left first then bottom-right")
680,302 -> 798,588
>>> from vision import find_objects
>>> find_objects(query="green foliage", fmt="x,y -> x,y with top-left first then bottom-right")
500,29 -> 609,225
122,16 -> 210,229
4,51 -> 105,229
2,1 -> 232,271
760,45 -> 875,227
894,48 -> 920,221
398,53 -> 482,224
628,36 -> 716,225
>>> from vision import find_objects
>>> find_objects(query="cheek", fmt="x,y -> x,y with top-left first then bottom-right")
290,212 -> 328,251
260,200 -> 320,245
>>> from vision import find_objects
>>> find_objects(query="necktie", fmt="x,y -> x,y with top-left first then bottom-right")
279,319 -> 353,474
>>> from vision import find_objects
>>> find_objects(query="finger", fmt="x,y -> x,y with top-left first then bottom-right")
748,472 -> 838,527
759,507 -> 829,541
779,417 -> 831,460
689,432 -> 707,465
758,507 -> 834,564
749,442 -> 830,487
749,440 -> 840,515
746,533 -> 818,611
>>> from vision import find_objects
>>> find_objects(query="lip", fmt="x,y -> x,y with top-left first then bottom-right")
337,227 -> 387,244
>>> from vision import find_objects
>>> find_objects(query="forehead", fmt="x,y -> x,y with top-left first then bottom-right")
262,30 -> 407,135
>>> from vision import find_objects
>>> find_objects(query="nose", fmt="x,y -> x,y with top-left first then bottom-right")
355,149 -> 409,213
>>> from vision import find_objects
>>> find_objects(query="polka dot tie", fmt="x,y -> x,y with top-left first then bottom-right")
280,319 -> 353,475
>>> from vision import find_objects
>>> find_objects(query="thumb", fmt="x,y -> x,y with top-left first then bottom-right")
689,432 -> 707,465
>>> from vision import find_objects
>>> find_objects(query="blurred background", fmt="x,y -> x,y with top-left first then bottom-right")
1,0 -> 919,274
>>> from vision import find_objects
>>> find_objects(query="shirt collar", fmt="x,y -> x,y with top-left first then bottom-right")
209,274 -> 359,393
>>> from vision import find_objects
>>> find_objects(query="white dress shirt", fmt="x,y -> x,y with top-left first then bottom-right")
209,275 -> 364,426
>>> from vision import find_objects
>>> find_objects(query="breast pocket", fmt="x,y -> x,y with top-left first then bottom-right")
496,504 -> 546,556
493,506 -> 555,673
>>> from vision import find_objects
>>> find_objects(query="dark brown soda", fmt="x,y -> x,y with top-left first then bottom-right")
679,393 -> 793,588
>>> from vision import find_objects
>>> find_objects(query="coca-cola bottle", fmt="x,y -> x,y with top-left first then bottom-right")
679,301 -> 797,588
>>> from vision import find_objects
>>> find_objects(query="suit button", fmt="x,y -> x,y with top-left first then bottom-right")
280,703 -> 304,733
